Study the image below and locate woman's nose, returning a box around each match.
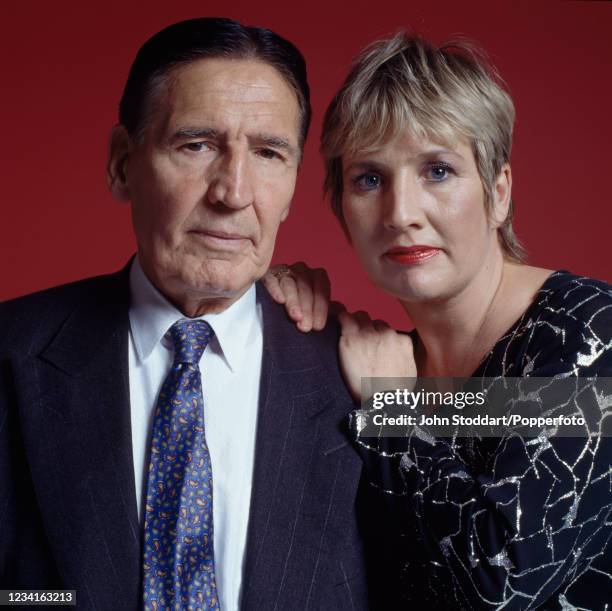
[383,173,426,231]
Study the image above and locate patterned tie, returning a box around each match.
[142,319,220,610]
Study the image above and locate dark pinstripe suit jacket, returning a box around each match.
[0,264,376,609]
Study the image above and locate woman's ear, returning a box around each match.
[107,125,133,202]
[490,163,512,229]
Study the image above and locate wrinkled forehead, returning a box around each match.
[141,57,302,144]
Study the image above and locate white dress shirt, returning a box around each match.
[128,257,262,611]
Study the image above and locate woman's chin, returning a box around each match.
[371,268,457,304]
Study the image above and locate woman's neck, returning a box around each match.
[403,259,554,377]
[403,253,507,377]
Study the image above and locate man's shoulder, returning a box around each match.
[256,282,340,356]
[256,282,354,412]
[0,269,128,356]
[255,281,346,378]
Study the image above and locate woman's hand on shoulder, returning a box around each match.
[262,262,331,332]
[338,309,417,402]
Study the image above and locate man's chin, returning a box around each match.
[144,254,261,314]
[179,268,255,300]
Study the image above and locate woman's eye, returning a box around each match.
[353,173,382,190]
[426,164,453,182]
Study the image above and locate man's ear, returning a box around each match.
[489,163,512,229]
[107,125,133,202]
[280,200,291,222]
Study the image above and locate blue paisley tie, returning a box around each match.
[142,319,220,610]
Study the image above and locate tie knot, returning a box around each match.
[168,319,214,365]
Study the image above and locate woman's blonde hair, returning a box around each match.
[321,32,526,262]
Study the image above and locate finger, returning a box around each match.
[290,261,309,274]
[372,319,390,332]
[338,310,360,336]
[312,269,331,331]
[294,274,315,332]
[400,333,415,354]
[261,270,286,304]
[351,310,373,330]
[280,275,303,322]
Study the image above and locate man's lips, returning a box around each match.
[189,229,250,250]
[384,245,441,264]
[191,229,248,240]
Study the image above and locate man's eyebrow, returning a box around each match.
[170,127,218,142]
[250,133,298,156]
[168,128,299,157]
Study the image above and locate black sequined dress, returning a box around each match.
[356,271,612,610]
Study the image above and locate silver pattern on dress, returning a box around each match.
[354,273,612,609]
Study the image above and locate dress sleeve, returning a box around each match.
[386,421,611,609]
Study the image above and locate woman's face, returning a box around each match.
[341,131,506,305]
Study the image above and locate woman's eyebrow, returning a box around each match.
[417,147,465,159]
[345,147,465,169]
[345,160,386,173]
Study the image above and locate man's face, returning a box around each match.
[120,57,301,313]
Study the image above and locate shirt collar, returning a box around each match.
[128,256,258,371]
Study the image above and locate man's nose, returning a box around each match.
[383,171,426,231]
[206,149,254,210]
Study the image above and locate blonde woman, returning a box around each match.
[264,34,612,609]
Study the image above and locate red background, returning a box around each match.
[2,1,611,327]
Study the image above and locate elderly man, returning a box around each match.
[0,18,370,610]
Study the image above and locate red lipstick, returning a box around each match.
[384,245,440,264]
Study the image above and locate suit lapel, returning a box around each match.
[241,285,362,609]
[12,267,141,609]
[11,270,360,608]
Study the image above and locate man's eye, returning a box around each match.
[258,148,281,160]
[353,173,382,190]
[182,142,211,153]
[425,163,454,182]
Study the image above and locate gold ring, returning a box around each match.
[271,265,294,280]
